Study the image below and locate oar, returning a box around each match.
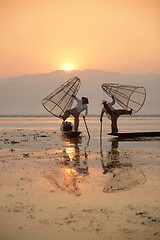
[83,116,90,139]
[100,120,102,148]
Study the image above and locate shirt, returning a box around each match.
[100,99,115,120]
[74,96,88,117]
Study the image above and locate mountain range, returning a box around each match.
[0,70,159,115]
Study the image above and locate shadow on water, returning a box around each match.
[100,137,146,193]
[44,133,146,196]
[44,136,90,196]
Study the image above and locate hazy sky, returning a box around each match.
[1,0,160,78]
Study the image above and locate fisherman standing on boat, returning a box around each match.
[61,95,89,132]
[100,95,132,134]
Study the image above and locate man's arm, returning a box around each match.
[72,94,79,102]
[110,95,115,106]
[83,106,88,118]
[100,109,104,122]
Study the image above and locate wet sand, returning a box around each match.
[0,126,160,240]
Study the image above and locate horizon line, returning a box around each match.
[1,69,160,80]
[0,114,160,118]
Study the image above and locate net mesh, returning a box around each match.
[42,77,81,118]
[102,83,146,113]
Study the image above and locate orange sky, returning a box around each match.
[0,0,160,78]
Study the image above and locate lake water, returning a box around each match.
[0,116,160,240]
[0,115,160,151]
[0,115,160,132]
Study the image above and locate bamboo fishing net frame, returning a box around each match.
[102,83,146,113]
[42,77,81,118]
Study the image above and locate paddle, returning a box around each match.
[100,119,102,148]
[83,116,90,139]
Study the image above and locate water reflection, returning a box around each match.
[101,138,146,193]
[44,137,88,196]
[101,139,131,174]
[44,135,146,195]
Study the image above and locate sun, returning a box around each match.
[63,65,73,71]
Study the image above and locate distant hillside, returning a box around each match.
[0,70,159,115]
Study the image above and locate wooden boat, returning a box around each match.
[62,131,82,138]
[60,121,81,138]
[108,132,160,138]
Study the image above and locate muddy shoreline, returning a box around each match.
[0,127,160,240]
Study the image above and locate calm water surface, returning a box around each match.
[0,116,160,195]
[0,116,160,150]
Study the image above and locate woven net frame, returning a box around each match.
[102,83,146,113]
[42,77,81,118]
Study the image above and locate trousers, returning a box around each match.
[111,109,130,133]
[62,108,80,131]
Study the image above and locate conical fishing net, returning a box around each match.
[42,77,81,118]
[102,83,146,113]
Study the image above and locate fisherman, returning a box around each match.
[60,95,89,132]
[100,95,132,134]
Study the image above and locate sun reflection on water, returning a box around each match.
[65,147,75,161]
[65,168,78,175]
